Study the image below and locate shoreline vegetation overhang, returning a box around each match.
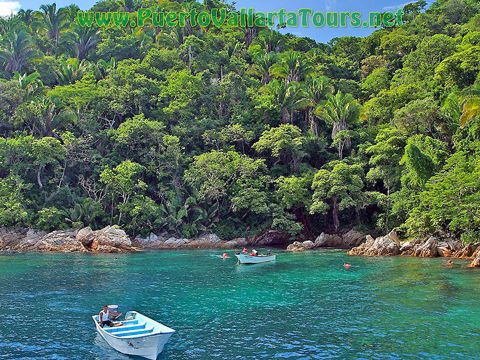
[76,8,404,29]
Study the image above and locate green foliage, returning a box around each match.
[311,162,367,231]
[366,127,406,191]
[0,176,30,227]
[361,67,390,98]
[0,0,478,243]
[406,150,480,242]
[36,207,68,231]
[184,150,266,205]
[275,175,312,210]
[253,124,305,170]
[158,69,203,122]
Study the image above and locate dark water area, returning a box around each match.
[1,250,479,359]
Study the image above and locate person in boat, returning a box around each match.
[99,305,123,327]
[109,306,123,320]
[250,249,258,256]
[242,247,248,254]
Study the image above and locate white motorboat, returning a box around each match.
[92,311,174,359]
[235,253,276,264]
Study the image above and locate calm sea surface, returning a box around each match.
[1,250,480,359]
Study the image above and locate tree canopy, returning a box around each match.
[0,0,479,242]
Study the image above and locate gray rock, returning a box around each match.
[399,238,423,255]
[76,227,94,247]
[85,226,135,253]
[287,240,315,252]
[165,237,179,246]
[196,233,221,244]
[251,230,290,246]
[0,228,46,251]
[314,230,366,249]
[314,233,343,247]
[349,230,400,257]
[413,237,439,257]
[224,238,248,248]
[133,232,168,248]
[33,230,86,252]
[341,229,367,248]
[287,241,305,252]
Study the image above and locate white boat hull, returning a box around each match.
[235,254,276,264]
[97,327,172,359]
[93,311,174,360]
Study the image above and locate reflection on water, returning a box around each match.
[0,251,479,359]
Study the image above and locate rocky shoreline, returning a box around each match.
[0,226,251,253]
[286,229,480,268]
[1,226,479,268]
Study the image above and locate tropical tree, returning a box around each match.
[302,76,333,135]
[253,124,305,172]
[100,160,145,225]
[251,51,276,84]
[0,29,35,73]
[255,80,308,124]
[270,50,312,84]
[316,91,360,159]
[55,58,90,85]
[35,3,69,53]
[310,161,366,231]
[184,151,269,223]
[71,26,101,60]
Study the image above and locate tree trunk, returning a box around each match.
[281,108,290,123]
[188,45,193,70]
[332,196,340,231]
[308,110,318,136]
[338,141,344,160]
[37,165,44,189]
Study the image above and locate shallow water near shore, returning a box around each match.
[1,250,480,359]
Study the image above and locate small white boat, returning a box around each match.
[235,253,276,264]
[92,311,174,360]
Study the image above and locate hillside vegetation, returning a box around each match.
[0,0,479,242]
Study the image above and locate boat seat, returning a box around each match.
[114,327,154,337]
[104,322,146,333]
[120,319,139,326]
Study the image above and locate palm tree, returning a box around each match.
[16,9,36,28]
[257,30,282,53]
[316,91,360,159]
[251,52,276,84]
[55,58,90,85]
[270,50,312,84]
[0,16,21,36]
[302,77,333,135]
[71,26,100,60]
[0,29,35,73]
[36,3,68,53]
[33,97,75,137]
[270,80,308,123]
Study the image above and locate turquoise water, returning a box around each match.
[1,250,480,359]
